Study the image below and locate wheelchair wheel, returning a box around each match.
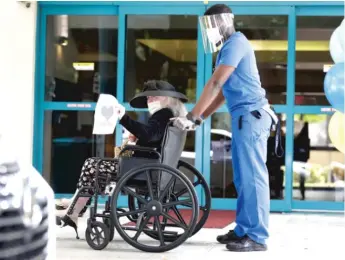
[85,221,110,250]
[144,160,211,242]
[176,160,211,237]
[111,163,199,253]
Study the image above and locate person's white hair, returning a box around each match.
[161,96,188,117]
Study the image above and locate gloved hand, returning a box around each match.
[171,117,197,130]
[115,103,126,119]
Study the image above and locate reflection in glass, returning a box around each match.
[267,113,286,199]
[123,111,195,166]
[43,111,115,194]
[295,16,344,105]
[212,16,288,105]
[124,15,198,102]
[290,114,344,201]
[210,113,285,199]
[45,15,118,102]
[210,113,233,198]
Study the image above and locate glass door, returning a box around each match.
[202,5,293,212]
[291,6,344,211]
[116,4,206,205]
[34,3,127,203]
[35,2,207,207]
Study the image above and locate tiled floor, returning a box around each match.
[56,211,345,260]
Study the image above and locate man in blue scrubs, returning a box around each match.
[173,4,281,252]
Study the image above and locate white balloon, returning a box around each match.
[330,20,345,63]
[338,19,344,48]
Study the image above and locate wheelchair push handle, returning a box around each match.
[119,145,161,159]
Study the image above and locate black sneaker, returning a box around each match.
[216,230,241,244]
[226,236,267,252]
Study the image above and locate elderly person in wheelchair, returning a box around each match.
[55,80,211,252]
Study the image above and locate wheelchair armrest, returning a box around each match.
[96,157,118,163]
[119,145,161,159]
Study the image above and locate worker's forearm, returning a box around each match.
[191,80,222,117]
[202,91,225,119]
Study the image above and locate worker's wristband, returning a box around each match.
[186,112,203,126]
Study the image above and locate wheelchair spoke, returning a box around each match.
[171,178,177,192]
[91,227,104,245]
[158,176,176,202]
[145,170,154,200]
[175,180,199,198]
[174,188,188,198]
[161,212,188,230]
[192,180,201,186]
[92,236,102,245]
[94,227,102,237]
[122,186,148,205]
[184,202,193,208]
[172,206,187,227]
[154,216,165,246]
[162,199,192,208]
[117,208,147,218]
[162,208,169,229]
[132,215,150,241]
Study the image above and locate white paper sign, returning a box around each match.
[92,94,119,135]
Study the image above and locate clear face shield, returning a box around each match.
[199,13,235,53]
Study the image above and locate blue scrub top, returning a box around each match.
[215,32,269,118]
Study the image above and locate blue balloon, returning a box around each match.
[324,62,344,113]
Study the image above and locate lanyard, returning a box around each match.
[262,105,284,158]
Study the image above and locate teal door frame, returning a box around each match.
[202,5,294,212]
[32,2,130,205]
[115,4,207,206]
[33,2,119,176]
[291,5,344,212]
[33,1,207,207]
[34,1,344,212]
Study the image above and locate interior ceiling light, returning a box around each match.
[73,62,95,71]
[136,39,330,62]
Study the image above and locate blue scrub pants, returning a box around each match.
[231,108,272,245]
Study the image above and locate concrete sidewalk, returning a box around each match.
[56,211,345,260]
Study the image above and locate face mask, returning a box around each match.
[206,28,224,52]
[147,101,162,114]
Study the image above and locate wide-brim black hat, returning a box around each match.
[129,80,189,108]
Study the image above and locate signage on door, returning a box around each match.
[66,103,92,108]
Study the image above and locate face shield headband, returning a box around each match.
[199,13,235,53]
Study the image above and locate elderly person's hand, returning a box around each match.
[128,133,137,143]
[115,103,126,119]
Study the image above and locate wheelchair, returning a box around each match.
[69,123,211,253]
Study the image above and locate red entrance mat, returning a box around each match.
[124,209,236,229]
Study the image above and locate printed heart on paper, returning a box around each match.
[101,106,114,120]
